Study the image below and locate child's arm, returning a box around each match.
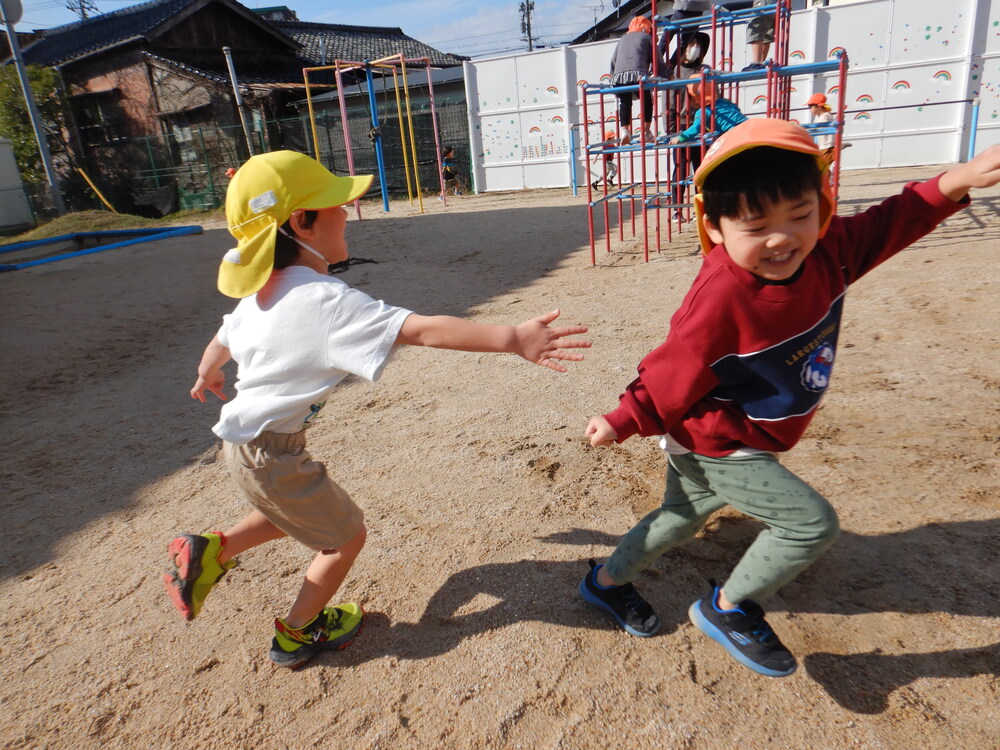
[395,309,590,372]
[671,106,707,144]
[191,334,231,402]
[938,144,1000,201]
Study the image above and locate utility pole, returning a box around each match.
[64,0,98,21]
[519,1,535,52]
[222,47,256,158]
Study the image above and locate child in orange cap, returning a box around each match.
[164,150,590,669]
[610,15,663,145]
[591,130,619,191]
[669,74,747,146]
[579,119,1000,677]
[806,92,837,163]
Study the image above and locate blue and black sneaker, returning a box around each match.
[578,559,661,637]
[688,579,796,677]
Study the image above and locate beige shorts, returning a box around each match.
[222,431,364,551]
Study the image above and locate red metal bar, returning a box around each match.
[333,62,362,220]
[582,86,596,265]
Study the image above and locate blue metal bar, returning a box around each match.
[0,226,203,271]
[968,98,980,161]
[0,227,175,255]
[364,64,390,213]
[569,126,578,197]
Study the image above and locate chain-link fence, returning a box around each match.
[65,95,470,218]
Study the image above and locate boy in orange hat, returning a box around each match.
[579,119,1000,677]
[164,150,590,669]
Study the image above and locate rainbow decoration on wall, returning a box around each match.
[547,86,559,95]
[854,112,871,120]
[828,46,846,58]
[892,80,911,90]
[790,50,806,61]
[577,79,588,88]
[550,115,564,124]
[933,70,951,81]
[856,94,874,104]
[828,85,840,96]
[753,95,768,105]
[528,126,541,134]
[721,57,733,68]
[600,74,612,84]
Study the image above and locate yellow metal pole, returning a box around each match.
[77,168,117,213]
[400,59,423,213]
[388,66,415,204]
[303,69,321,160]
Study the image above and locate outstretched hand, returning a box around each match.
[939,144,1000,201]
[513,309,591,372]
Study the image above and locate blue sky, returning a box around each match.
[19,0,617,58]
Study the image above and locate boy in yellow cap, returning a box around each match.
[164,150,591,669]
[579,119,1000,676]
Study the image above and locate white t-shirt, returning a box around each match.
[213,265,412,443]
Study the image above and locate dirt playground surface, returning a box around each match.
[1,165,998,749]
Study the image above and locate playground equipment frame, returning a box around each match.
[301,55,448,217]
[582,1,848,265]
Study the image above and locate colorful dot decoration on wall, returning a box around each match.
[521,141,569,160]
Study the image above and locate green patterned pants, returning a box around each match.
[605,450,840,603]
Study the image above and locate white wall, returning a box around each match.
[0,139,33,231]
[464,0,999,191]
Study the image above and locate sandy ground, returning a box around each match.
[1,165,998,749]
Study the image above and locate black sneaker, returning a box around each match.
[688,580,796,677]
[578,559,661,637]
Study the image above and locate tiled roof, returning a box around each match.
[21,0,204,67]
[273,21,466,68]
[19,0,465,73]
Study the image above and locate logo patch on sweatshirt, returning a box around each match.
[801,342,835,392]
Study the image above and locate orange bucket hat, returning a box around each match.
[628,16,652,34]
[692,118,835,255]
[806,92,828,106]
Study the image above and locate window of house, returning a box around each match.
[72,90,128,146]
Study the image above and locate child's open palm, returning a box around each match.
[513,309,591,371]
